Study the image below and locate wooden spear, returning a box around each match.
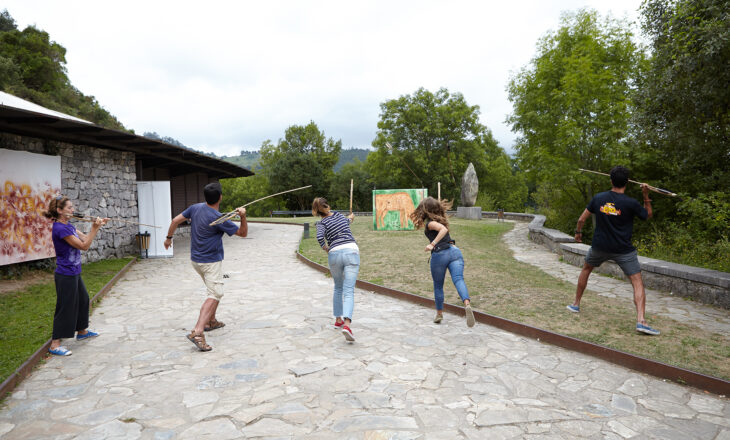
[349,179,353,214]
[385,142,425,188]
[209,185,313,226]
[578,169,677,197]
[72,213,160,228]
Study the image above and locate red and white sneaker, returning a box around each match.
[333,320,344,330]
[341,325,355,342]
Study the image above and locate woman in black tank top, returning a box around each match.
[409,197,475,327]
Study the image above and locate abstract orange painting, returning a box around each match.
[0,149,61,265]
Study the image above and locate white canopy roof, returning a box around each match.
[0,91,92,124]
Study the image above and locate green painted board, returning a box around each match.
[372,189,427,231]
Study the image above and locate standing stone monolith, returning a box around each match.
[460,163,478,206]
[457,163,481,220]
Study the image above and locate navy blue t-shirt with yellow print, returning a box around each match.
[587,191,648,254]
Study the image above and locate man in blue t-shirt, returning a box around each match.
[164,182,247,351]
[567,166,660,335]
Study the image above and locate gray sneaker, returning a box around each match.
[433,314,443,324]
[465,305,475,328]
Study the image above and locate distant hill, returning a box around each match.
[222,151,262,170]
[335,148,371,171]
[221,148,371,172]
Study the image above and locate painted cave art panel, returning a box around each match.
[0,149,61,265]
[372,189,427,231]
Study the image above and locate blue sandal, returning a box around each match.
[77,330,99,341]
[49,346,72,356]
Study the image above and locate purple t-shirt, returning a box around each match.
[52,222,82,275]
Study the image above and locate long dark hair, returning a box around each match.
[409,197,452,230]
[43,196,69,221]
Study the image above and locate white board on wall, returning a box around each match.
[136,181,172,258]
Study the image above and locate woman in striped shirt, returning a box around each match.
[313,197,359,342]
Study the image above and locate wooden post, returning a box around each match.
[349,179,354,214]
[437,182,441,201]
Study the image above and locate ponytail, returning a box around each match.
[43,196,69,220]
[311,197,331,217]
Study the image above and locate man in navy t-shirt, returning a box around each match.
[567,166,660,335]
[164,182,247,351]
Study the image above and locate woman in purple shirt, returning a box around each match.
[43,196,108,356]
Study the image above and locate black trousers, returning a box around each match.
[52,273,90,340]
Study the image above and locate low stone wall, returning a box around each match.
[2,133,138,264]
[482,211,730,309]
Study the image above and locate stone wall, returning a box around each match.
[1,132,138,264]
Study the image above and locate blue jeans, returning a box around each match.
[328,248,360,320]
[430,245,470,310]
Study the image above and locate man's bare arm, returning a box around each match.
[164,214,189,249]
[575,209,591,243]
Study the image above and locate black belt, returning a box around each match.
[431,240,455,253]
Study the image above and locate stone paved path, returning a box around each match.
[1,223,728,439]
[504,221,730,336]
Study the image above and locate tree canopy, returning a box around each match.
[258,122,342,210]
[368,87,526,210]
[0,9,126,130]
[507,9,642,231]
[633,0,730,196]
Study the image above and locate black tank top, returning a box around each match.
[424,219,452,246]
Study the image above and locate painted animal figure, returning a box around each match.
[375,192,416,229]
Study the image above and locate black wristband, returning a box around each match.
[166,236,173,239]
[575,230,582,234]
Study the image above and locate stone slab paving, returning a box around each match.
[1,222,728,439]
[504,221,730,336]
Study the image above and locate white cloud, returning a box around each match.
[3,0,642,156]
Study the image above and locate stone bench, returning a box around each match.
[481,211,730,309]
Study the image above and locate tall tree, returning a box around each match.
[0,25,68,92]
[633,0,730,196]
[329,159,373,212]
[368,87,525,208]
[259,122,342,210]
[0,9,17,32]
[0,11,126,130]
[507,9,642,231]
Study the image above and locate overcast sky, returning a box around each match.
[4,1,643,156]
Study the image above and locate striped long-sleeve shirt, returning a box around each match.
[316,212,356,250]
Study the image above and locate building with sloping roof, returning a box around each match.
[0,91,253,265]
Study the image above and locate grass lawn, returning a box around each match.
[0,257,133,385]
[253,215,730,381]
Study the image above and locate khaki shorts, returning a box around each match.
[191,261,224,300]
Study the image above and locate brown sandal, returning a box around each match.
[187,331,212,351]
[204,319,226,332]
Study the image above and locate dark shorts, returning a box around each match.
[585,248,641,276]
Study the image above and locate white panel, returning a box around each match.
[136,181,173,258]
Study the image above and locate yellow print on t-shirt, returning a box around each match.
[599,202,621,216]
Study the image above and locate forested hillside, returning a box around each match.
[0,10,126,130]
[221,148,370,172]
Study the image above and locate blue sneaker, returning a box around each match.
[636,323,660,335]
[566,304,580,313]
[76,330,99,341]
[49,346,72,356]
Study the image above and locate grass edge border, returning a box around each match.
[0,257,137,400]
[283,220,730,396]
